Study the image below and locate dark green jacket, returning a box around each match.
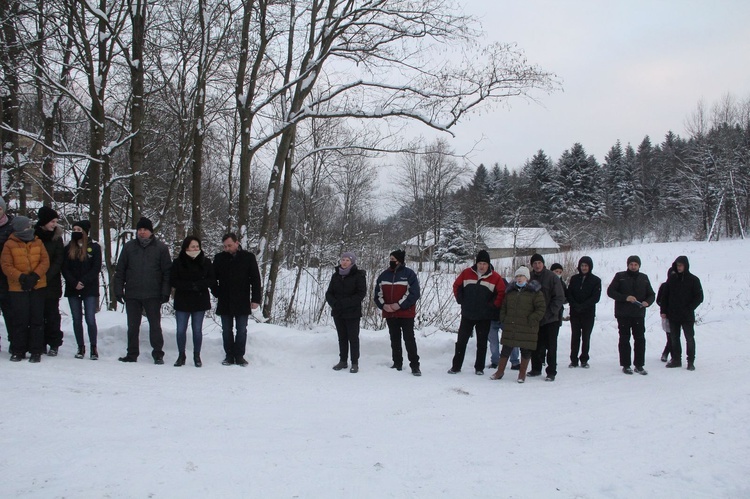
[499,281,546,350]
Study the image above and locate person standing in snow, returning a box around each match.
[62,221,102,360]
[114,217,172,364]
[170,236,215,368]
[1,216,50,362]
[487,276,521,372]
[607,255,655,375]
[659,255,704,371]
[0,196,15,352]
[373,249,422,376]
[566,256,602,368]
[326,251,367,374]
[34,206,65,356]
[527,254,564,382]
[655,269,674,363]
[448,250,505,375]
[212,233,262,367]
[490,266,545,383]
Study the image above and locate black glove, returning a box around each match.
[18,274,29,290]
[27,273,40,287]
[161,294,170,304]
[116,294,125,304]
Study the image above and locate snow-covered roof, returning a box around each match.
[481,227,559,250]
[403,231,436,247]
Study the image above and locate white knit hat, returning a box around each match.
[515,266,530,279]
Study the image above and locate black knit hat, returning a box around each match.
[37,206,59,226]
[550,263,563,272]
[627,255,641,266]
[136,217,154,233]
[476,250,491,264]
[390,249,406,264]
[73,220,91,234]
[530,253,544,264]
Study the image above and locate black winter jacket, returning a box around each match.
[607,270,655,318]
[62,241,102,297]
[170,252,216,312]
[114,236,172,300]
[326,265,367,319]
[35,225,65,299]
[659,256,703,323]
[567,257,602,317]
[212,249,262,316]
[530,267,564,326]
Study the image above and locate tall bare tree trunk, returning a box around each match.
[129,0,146,226]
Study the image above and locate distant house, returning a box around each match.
[403,227,559,262]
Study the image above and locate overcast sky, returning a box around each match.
[437,0,750,171]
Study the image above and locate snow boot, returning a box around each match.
[490,357,509,380]
[517,358,530,383]
[174,353,186,367]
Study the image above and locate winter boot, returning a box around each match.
[174,352,186,367]
[90,347,98,360]
[687,360,695,371]
[75,345,85,359]
[48,347,58,357]
[332,361,348,371]
[490,357,509,380]
[194,353,202,368]
[350,364,359,373]
[666,360,682,368]
[517,358,530,383]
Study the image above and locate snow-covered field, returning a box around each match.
[1,239,749,498]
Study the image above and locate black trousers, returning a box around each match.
[43,297,64,349]
[451,318,490,372]
[532,322,560,377]
[669,320,696,363]
[333,316,360,363]
[125,298,164,360]
[386,317,420,369]
[570,312,595,365]
[8,289,46,355]
[0,292,11,351]
[617,317,646,368]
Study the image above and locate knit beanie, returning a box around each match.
[12,215,32,233]
[515,266,530,279]
[341,252,356,265]
[475,250,491,264]
[389,249,406,264]
[37,206,59,226]
[627,255,641,266]
[136,217,154,233]
[530,253,544,264]
[73,220,92,234]
[550,263,563,272]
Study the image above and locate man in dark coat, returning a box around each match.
[448,250,506,375]
[0,196,14,352]
[566,256,602,368]
[34,206,65,355]
[528,254,564,382]
[607,255,656,375]
[326,252,367,373]
[373,249,422,376]
[114,217,172,364]
[212,233,262,366]
[660,255,704,370]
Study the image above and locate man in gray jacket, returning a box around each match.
[527,254,565,381]
[114,217,172,364]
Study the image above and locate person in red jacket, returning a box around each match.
[448,250,506,375]
[374,249,422,376]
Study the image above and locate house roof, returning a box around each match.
[481,227,559,250]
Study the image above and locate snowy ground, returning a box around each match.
[1,239,749,498]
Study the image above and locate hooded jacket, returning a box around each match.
[607,266,656,318]
[373,263,420,319]
[659,256,704,323]
[499,280,546,350]
[566,256,602,317]
[35,225,65,299]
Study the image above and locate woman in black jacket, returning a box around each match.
[170,236,216,367]
[325,252,367,373]
[61,221,101,360]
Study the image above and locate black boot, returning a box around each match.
[90,346,99,360]
[75,345,85,359]
[194,353,202,368]
[174,353,186,367]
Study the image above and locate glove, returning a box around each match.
[116,294,125,304]
[161,294,170,304]
[18,274,29,290]
[27,273,41,288]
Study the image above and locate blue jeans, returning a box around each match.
[489,320,520,366]
[220,314,248,359]
[68,296,98,347]
[175,310,205,354]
